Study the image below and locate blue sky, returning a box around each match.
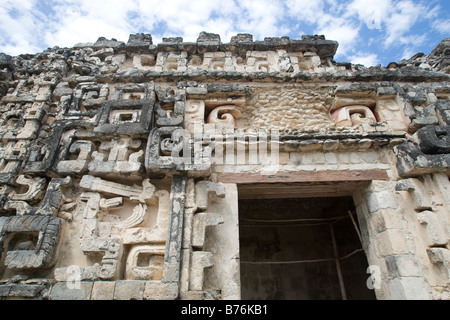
[0,0,449,67]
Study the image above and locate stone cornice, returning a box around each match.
[90,32,339,61]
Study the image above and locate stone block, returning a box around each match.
[366,190,398,213]
[91,281,115,300]
[385,255,421,277]
[126,33,153,47]
[427,247,450,265]
[417,210,448,246]
[192,212,224,249]
[313,152,325,164]
[324,152,338,164]
[370,210,403,233]
[8,284,46,298]
[50,282,93,300]
[388,277,432,300]
[194,181,226,211]
[186,87,208,96]
[113,280,145,300]
[190,251,214,291]
[144,281,178,300]
[376,229,409,256]
[0,285,13,297]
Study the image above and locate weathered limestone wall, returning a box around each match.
[0,32,449,300]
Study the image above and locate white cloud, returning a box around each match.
[345,0,392,30]
[348,52,380,66]
[47,17,131,47]
[424,4,441,19]
[433,19,450,34]
[285,0,325,24]
[315,15,360,57]
[0,0,35,11]
[235,0,287,39]
[44,0,134,46]
[343,0,444,59]
[134,0,242,42]
[0,0,46,55]
[384,0,429,47]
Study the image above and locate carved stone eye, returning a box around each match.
[110,110,140,123]
[331,105,377,127]
[126,245,165,280]
[5,117,19,128]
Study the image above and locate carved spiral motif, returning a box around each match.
[185,100,202,113]
[160,129,185,156]
[206,105,243,127]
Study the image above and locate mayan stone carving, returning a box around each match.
[0,31,449,300]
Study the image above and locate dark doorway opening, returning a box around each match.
[239,196,376,300]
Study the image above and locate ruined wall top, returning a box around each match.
[81,32,338,60]
[0,32,449,90]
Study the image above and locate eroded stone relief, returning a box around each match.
[0,31,449,300]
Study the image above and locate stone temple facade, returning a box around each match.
[0,32,449,300]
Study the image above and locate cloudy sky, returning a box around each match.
[0,0,449,67]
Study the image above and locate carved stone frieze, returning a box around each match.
[331,105,378,127]
[206,105,243,127]
[0,215,64,269]
[94,99,154,136]
[88,137,144,177]
[0,31,449,300]
[145,126,211,176]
